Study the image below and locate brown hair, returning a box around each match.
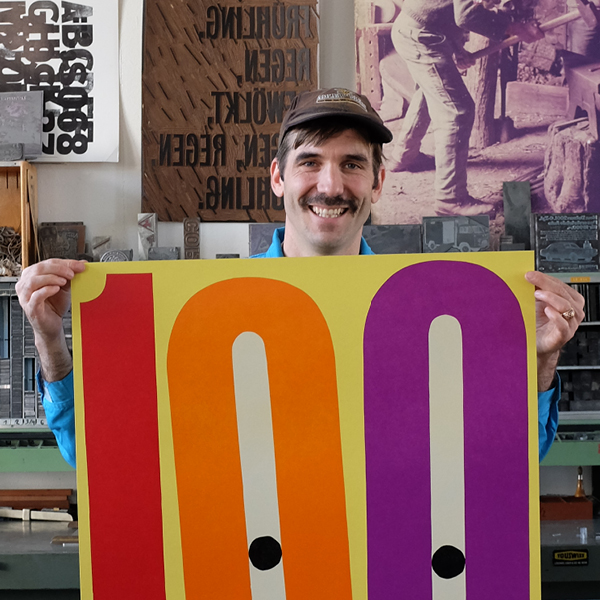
[276,118,384,189]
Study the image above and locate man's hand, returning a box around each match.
[455,49,477,71]
[506,20,544,44]
[16,259,86,382]
[525,271,584,391]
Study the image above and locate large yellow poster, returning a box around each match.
[72,252,539,600]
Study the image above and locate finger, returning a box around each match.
[535,289,585,323]
[544,303,579,341]
[22,258,85,281]
[39,258,86,277]
[538,304,579,356]
[526,271,585,308]
[65,259,87,272]
[18,273,69,299]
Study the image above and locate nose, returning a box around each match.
[316,162,344,197]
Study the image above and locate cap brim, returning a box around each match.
[284,109,393,144]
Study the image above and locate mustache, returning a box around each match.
[300,194,359,214]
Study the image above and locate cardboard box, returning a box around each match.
[0,161,38,269]
[540,495,594,521]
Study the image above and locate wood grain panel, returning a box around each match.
[142,1,320,222]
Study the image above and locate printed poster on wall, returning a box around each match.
[0,0,119,162]
[142,1,319,223]
[355,0,600,234]
[71,252,541,600]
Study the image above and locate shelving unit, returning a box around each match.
[541,273,600,466]
[0,165,69,472]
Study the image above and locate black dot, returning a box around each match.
[431,545,465,579]
[249,536,282,571]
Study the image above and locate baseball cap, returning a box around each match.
[279,88,393,145]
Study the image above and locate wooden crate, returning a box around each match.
[0,488,71,510]
[0,161,38,270]
[540,495,594,521]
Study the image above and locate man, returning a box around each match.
[566,0,600,60]
[389,0,544,215]
[16,87,583,468]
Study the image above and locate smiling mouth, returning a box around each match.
[310,206,348,218]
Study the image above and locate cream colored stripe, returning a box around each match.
[233,332,287,600]
[429,316,466,600]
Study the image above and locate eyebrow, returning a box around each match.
[294,151,370,164]
[344,153,370,164]
[295,151,320,163]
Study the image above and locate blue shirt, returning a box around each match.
[40,226,559,467]
[253,227,376,257]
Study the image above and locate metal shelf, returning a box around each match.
[558,411,600,423]
[0,447,74,472]
[542,439,600,466]
[557,365,600,370]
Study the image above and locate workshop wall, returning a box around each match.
[21,0,580,496]
[34,0,356,260]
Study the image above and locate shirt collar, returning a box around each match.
[258,227,374,257]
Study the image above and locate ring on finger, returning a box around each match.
[561,307,575,320]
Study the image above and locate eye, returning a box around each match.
[297,159,318,169]
[345,161,362,170]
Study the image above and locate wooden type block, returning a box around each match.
[503,182,531,250]
[183,218,200,259]
[249,223,279,256]
[423,216,489,253]
[148,247,180,260]
[138,213,157,260]
[532,213,600,273]
[39,222,85,260]
[363,225,422,254]
[0,91,43,158]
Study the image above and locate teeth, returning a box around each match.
[312,206,345,218]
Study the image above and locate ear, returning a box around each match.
[270,158,285,197]
[371,165,385,205]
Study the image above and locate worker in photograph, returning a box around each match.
[389,0,544,215]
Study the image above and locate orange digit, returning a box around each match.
[168,278,352,599]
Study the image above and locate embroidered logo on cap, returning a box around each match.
[316,89,367,112]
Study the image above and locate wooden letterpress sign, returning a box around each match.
[142,1,319,223]
[73,252,541,600]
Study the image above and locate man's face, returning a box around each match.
[270,129,385,257]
